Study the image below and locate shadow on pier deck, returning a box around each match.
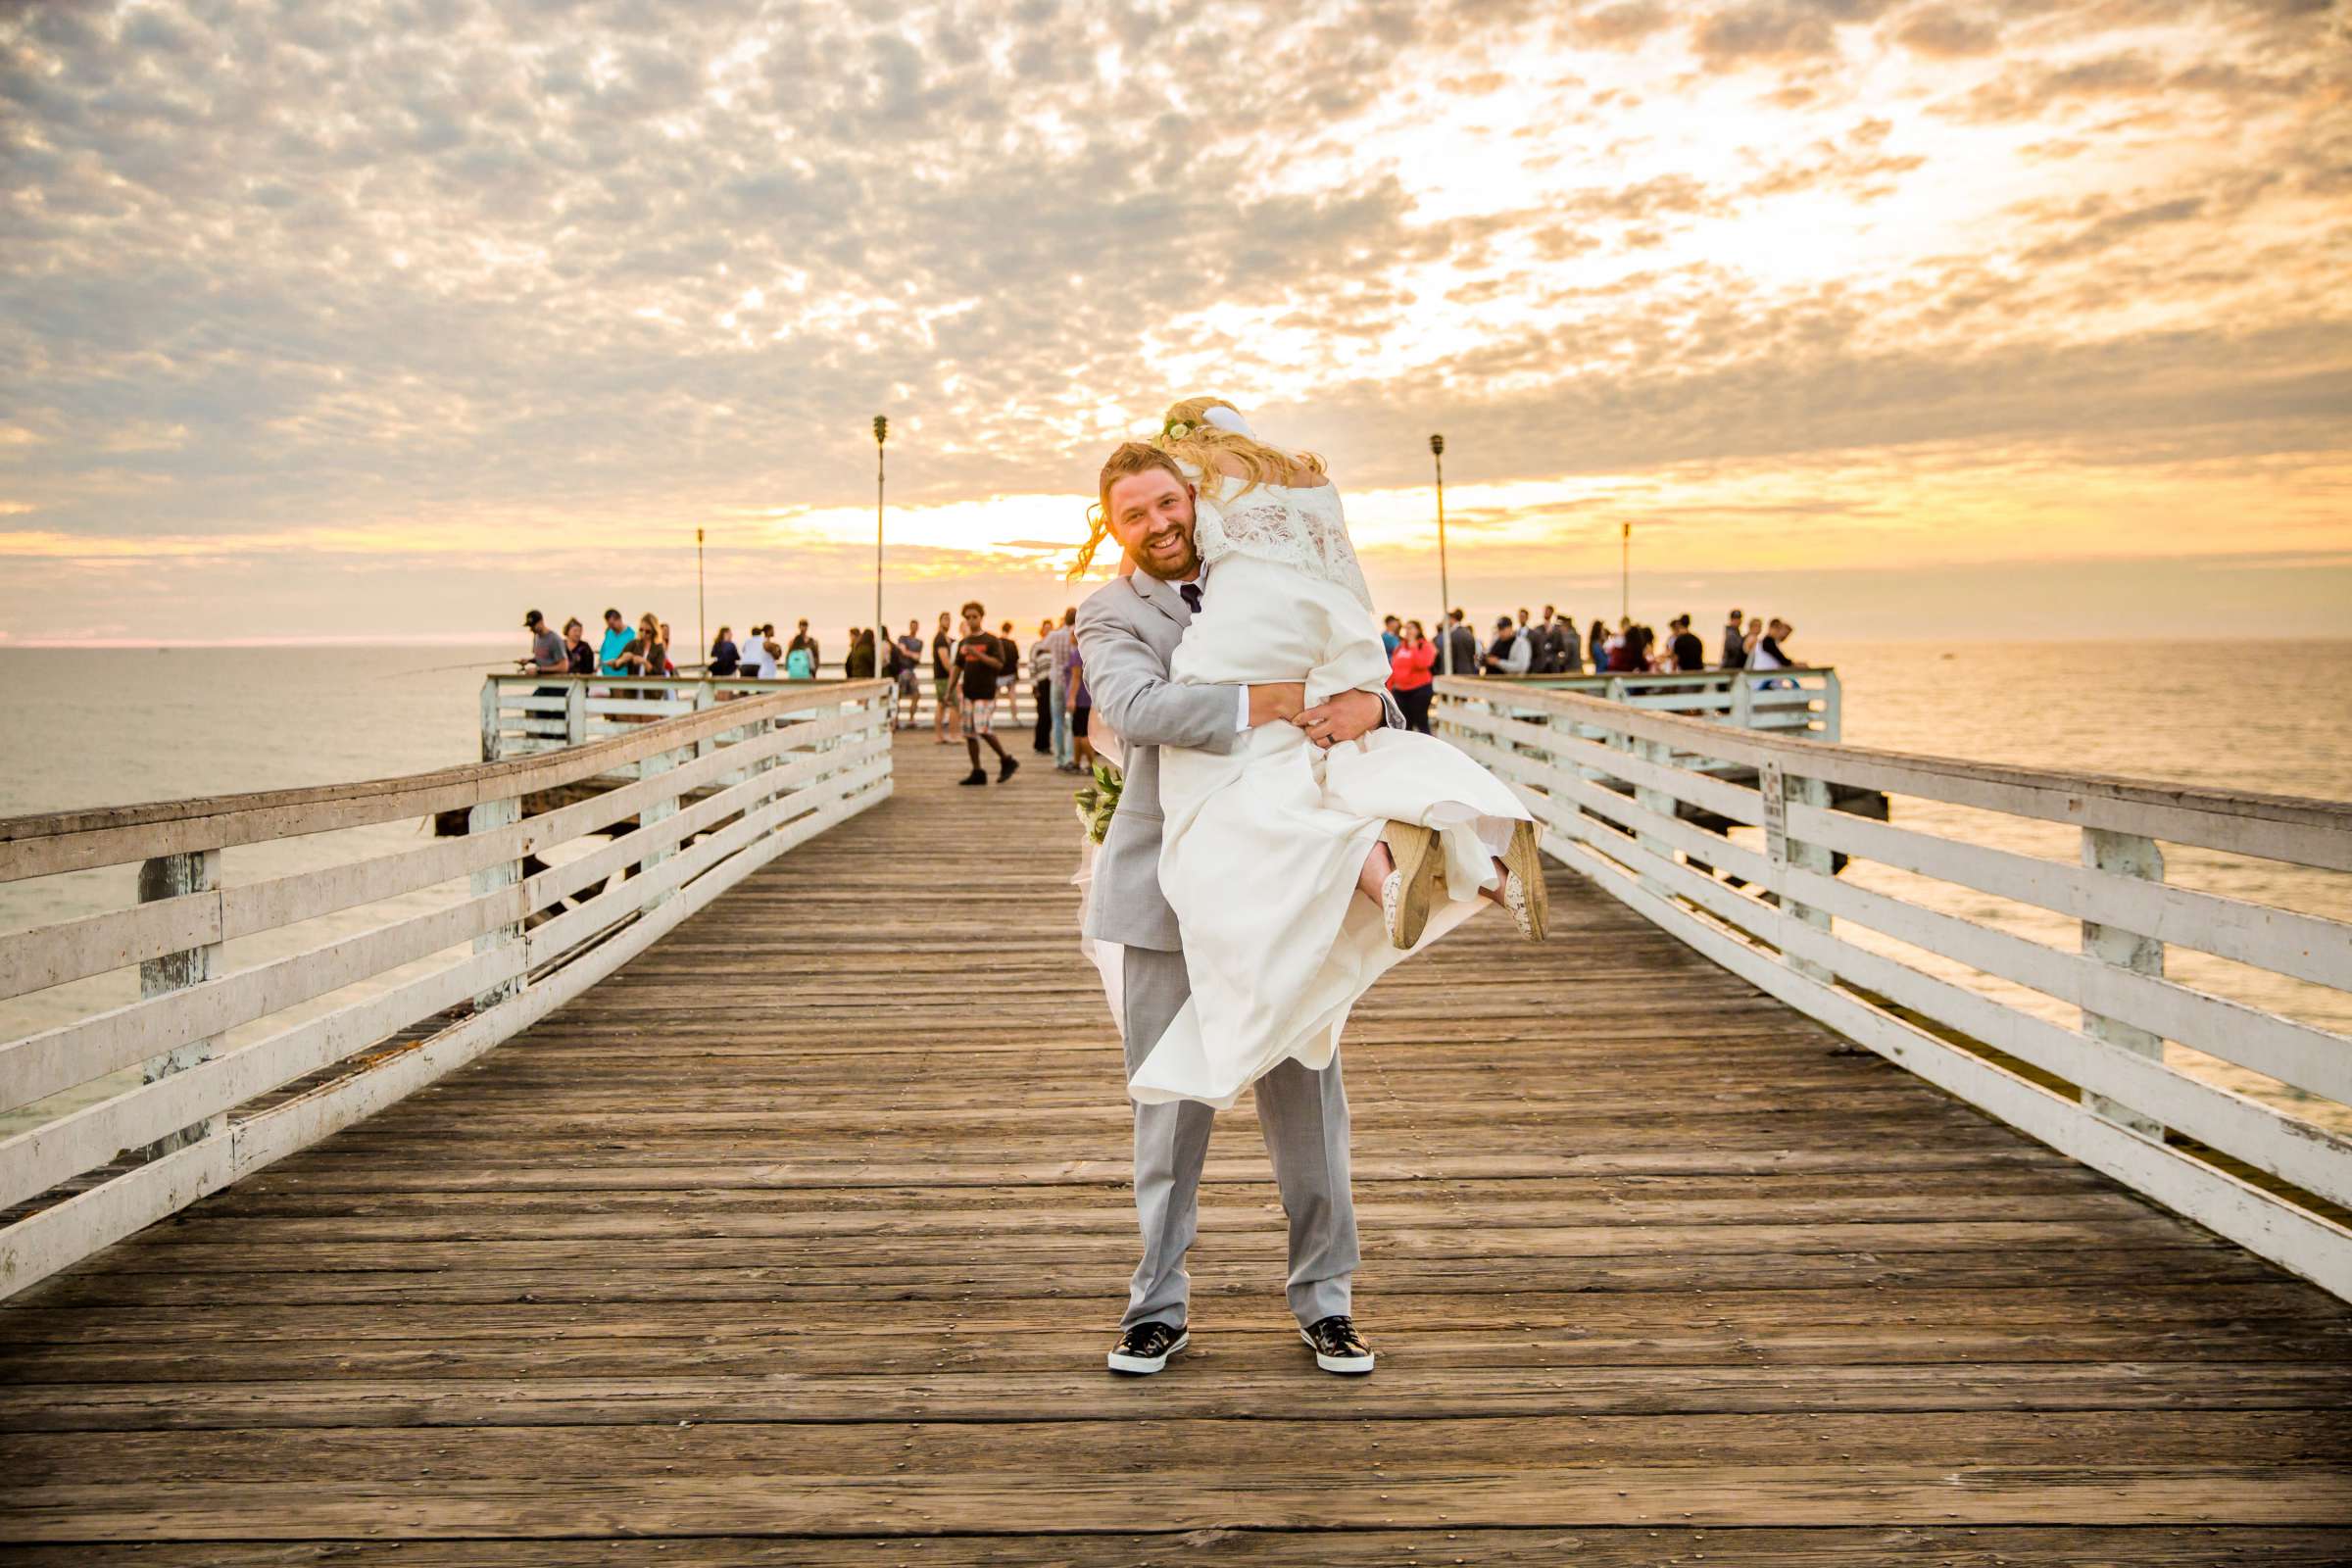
[4,735,2349,1563]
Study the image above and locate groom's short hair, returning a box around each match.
[1099,441,1185,505]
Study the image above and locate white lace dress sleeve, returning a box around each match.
[1176,477,1389,703]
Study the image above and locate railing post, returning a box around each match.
[1630,737,1676,897]
[693,683,713,761]
[1817,670,1841,743]
[1730,673,1753,731]
[468,796,524,1010]
[1762,761,1835,981]
[566,681,588,748]
[2081,828,2166,1139]
[479,678,502,762]
[134,849,224,1159]
[640,745,681,908]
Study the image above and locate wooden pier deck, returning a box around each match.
[4,734,2349,1563]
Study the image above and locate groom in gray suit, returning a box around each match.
[1076,441,1397,1378]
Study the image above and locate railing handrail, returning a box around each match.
[1434,675,2352,865]
[1477,665,1836,682]
[487,671,866,688]
[0,680,893,882]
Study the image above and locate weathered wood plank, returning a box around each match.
[8,1529,2351,1568]
[5,1463,2351,1541]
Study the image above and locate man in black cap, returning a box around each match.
[520,610,568,722]
[519,611,565,675]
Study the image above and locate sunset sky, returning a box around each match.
[2,0,2347,645]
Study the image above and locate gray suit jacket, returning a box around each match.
[1074,568,1403,954]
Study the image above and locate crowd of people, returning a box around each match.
[1374,606,1800,733]
[521,600,1802,758]
[516,607,685,678]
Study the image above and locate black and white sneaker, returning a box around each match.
[957,767,988,786]
[1106,1319,1189,1375]
[998,756,1020,783]
[1300,1314,1375,1375]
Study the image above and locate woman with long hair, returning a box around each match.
[1076,397,1544,1110]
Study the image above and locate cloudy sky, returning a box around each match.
[2,0,2347,646]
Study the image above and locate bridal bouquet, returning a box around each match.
[1073,760,1124,845]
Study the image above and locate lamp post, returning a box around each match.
[873,415,889,681]
[1620,520,1631,623]
[696,528,706,677]
[1431,433,1449,676]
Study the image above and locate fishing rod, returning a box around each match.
[385,658,522,678]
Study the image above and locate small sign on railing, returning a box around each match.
[1761,758,1788,864]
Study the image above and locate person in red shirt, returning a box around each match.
[1388,617,1439,733]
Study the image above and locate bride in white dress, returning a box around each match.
[1122,397,1547,1109]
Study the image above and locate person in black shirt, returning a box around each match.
[1442,609,1480,678]
[953,600,1018,785]
[1670,614,1705,672]
[708,626,740,678]
[845,628,877,679]
[563,617,597,675]
[1551,612,1583,674]
[1720,609,1746,669]
[931,611,959,744]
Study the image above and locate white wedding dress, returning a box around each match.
[1125,472,1534,1108]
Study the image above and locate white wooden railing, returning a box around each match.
[1435,675,2352,1300]
[485,672,1028,760]
[1481,665,1840,740]
[0,681,894,1298]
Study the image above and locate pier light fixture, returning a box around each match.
[1430,433,1449,676]
[874,415,889,677]
[1621,520,1630,622]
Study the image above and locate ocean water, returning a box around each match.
[1,640,2347,1137]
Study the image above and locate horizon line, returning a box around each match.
[8,632,2352,652]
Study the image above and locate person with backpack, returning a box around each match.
[786,620,818,680]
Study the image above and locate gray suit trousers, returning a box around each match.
[1119,945,1359,1331]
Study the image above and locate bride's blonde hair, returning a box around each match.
[1153,396,1325,500]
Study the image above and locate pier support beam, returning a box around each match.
[2082,827,2167,1139]
[135,850,223,1160]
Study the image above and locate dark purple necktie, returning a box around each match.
[1179,582,1202,614]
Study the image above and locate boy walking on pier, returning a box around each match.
[954,602,1018,787]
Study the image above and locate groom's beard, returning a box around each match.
[1127,520,1200,581]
